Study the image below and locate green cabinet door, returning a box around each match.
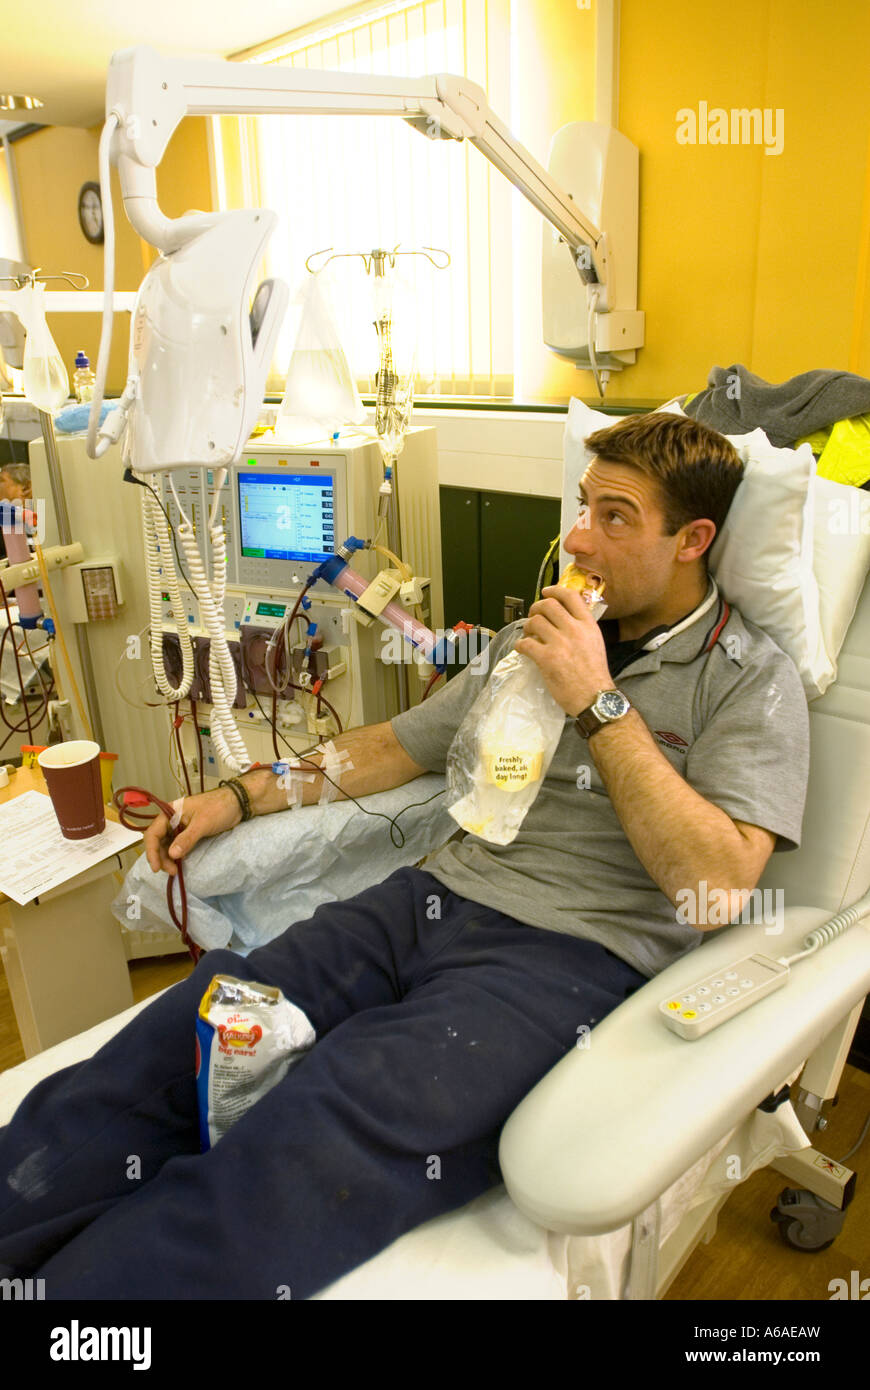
[439,486,480,630]
[439,486,561,677]
[479,491,561,633]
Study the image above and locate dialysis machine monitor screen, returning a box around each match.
[237,471,336,563]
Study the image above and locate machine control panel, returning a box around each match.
[160,453,350,591]
[241,596,295,631]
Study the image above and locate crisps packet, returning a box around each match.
[195,975,316,1150]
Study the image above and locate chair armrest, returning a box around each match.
[499,906,870,1235]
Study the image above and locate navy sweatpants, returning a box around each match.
[0,867,645,1300]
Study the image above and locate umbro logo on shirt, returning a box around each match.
[655,730,689,751]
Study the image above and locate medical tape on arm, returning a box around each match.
[276,762,315,809]
[315,741,355,806]
[170,797,185,830]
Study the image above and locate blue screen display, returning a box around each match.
[237,472,336,563]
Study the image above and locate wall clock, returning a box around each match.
[78,181,104,244]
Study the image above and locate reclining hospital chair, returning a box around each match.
[1,413,869,1300]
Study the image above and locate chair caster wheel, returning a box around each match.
[769,1186,843,1251]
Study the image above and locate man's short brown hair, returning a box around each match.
[583,412,743,552]
[0,464,32,495]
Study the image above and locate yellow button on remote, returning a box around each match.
[666,1001,681,1011]
[682,1009,698,1019]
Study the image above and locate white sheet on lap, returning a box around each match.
[110,774,453,951]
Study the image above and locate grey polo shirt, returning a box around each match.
[390,584,810,979]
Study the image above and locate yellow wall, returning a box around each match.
[0,145,24,261]
[512,0,597,401]
[11,117,213,392]
[11,0,870,406]
[516,0,870,404]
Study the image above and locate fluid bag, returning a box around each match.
[0,285,69,412]
[445,567,606,846]
[277,272,366,441]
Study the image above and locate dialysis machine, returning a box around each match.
[27,424,443,801]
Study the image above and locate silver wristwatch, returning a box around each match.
[574,688,631,739]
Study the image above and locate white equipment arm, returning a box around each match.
[96,45,634,779]
[105,46,609,287]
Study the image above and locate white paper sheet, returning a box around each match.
[0,789,142,905]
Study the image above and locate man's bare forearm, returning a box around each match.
[238,721,427,815]
[586,710,763,915]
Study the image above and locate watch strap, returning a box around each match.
[574,689,630,739]
[574,705,605,738]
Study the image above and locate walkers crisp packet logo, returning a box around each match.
[217,1023,263,1048]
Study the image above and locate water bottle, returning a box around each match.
[73,350,96,404]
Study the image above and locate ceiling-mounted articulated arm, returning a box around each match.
[105,45,607,284]
[413,74,607,288]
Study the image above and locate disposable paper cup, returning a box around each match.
[37,740,106,839]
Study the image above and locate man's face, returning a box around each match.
[563,458,689,621]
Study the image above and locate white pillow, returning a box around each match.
[813,475,870,662]
[562,398,870,699]
[708,431,830,694]
[647,402,870,682]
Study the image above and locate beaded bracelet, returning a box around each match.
[218,777,253,822]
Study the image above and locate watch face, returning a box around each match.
[596,690,629,720]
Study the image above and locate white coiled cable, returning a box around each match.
[781,889,870,966]
[142,481,195,700]
[169,471,250,776]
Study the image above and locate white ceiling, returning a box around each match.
[0,0,345,128]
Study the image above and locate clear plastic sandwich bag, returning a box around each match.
[446,649,566,845]
[445,568,607,846]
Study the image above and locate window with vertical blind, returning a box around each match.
[214,0,513,400]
